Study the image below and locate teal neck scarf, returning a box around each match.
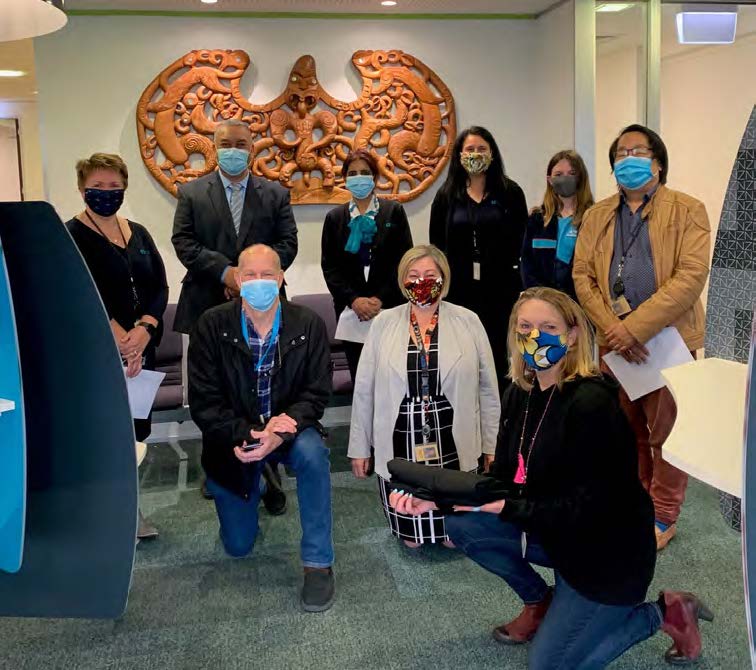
[345,196,379,254]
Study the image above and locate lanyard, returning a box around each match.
[410,308,439,399]
[241,305,281,372]
[465,197,483,261]
[613,202,648,296]
[85,211,140,312]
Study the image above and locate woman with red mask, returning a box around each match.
[348,245,500,548]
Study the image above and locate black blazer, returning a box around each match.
[320,199,413,316]
[171,172,298,333]
[520,209,577,300]
[187,299,331,499]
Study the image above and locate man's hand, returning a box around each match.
[223,266,240,299]
[351,457,371,479]
[233,427,283,463]
[388,489,438,515]
[619,342,649,365]
[605,322,640,353]
[266,413,297,436]
[352,297,379,321]
[482,454,495,473]
[454,499,506,514]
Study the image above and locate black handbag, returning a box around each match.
[387,458,511,507]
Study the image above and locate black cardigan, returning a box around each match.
[320,199,413,316]
[187,299,332,499]
[492,375,656,606]
[520,209,577,299]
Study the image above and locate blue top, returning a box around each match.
[520,210,578,299]
[240,306,281,422]
[218,171,249,207]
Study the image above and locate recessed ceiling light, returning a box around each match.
[0,70,26,78]
[596,3,634,12]
[381,1,398,6]
[676,8,738,45]
[201,0,218,4]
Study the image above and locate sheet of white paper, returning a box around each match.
[602,327,694,401]
[334,307,377,344]
[124,368,166,419]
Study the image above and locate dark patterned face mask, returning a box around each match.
[404,276,444,307]
[84,188,125,217]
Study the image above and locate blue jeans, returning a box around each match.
[446,513,662,670]
[206,427,334,568]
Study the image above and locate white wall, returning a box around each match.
[660,32,756,243]
[0,101,45,201]
[33,14,575,301]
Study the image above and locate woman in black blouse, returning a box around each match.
[390,287,712,668]
[67,153,168,539]
[429,126,527,392]
[321,148,413,380]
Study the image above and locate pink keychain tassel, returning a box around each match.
[514,453,527,484]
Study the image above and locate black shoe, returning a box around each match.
[262,463,287,516]
[201,479,214,501]
[301,568,335,613]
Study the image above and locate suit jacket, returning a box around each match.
[320,199,413,316]
[348,301,501,479]
[172,171,298,333]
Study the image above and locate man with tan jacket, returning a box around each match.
[573,124,710,551]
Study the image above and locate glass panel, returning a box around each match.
[595,1,649,199]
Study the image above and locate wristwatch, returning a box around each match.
[135,320,157,337]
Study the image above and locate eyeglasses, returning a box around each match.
[615,146,652,159]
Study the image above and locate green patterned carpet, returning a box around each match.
[0,427,748,669]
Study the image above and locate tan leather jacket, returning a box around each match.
[573,184,711,350]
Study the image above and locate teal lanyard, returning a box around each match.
[240,305,281,372]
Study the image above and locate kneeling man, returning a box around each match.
[188,243,334,612]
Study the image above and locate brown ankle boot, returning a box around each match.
[493,588,553,645]
[660,590,714,665]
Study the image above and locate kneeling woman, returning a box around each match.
[350,245,500,548]
[390,287,711,668]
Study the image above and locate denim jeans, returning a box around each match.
[206,427,334,568]
[446,513,662,670]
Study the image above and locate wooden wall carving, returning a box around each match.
[136,49,456,204]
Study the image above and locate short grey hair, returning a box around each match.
[213,118,252,143]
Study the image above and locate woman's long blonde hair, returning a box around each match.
[541,150,594,229]
[508,287,599,391]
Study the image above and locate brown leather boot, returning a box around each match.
[660,590,714,665]
[493,588,553,645]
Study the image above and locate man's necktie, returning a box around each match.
[229,182,243,236]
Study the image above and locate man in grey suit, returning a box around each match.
[172,119,298,334]
[172,119,297,510]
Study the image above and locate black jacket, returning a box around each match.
[187,299,331,499]
[321,199,413,316]
[493,375,656,606]
[520,209,577,299]
[172,172,298,333]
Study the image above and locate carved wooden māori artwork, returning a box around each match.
[136,49,456,204]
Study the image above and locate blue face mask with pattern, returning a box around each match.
[217,148,250,176]
[84,188,125,217]
[613,156,655,190]
[516,329,569,370]
[240,279,279,312]
[345,175,375,200]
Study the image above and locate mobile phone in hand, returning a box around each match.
[241,440,261,452]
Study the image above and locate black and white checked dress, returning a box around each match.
[378,324,461,543]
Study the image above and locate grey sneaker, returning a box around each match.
[301,568,335,613]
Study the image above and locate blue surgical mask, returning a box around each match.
[240,279,279,312]
[613,156,655,190]
[345,175,375,200]
[217,148,250,176]
[516,329,569,370]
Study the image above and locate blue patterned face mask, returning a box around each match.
[84,188,124,217]
[516,328,569,370]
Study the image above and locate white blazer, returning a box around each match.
[348,300,501,479]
